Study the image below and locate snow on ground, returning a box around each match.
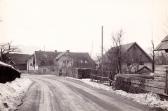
[0,77,32,111]
[79,78,168,110]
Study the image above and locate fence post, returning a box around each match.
[165,67,168,94]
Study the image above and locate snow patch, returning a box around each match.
[0,77,32,111]
[79,78,168,110]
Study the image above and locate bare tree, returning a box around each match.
[0,42,19,64]
[106,30,123,74]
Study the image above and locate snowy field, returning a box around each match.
[0,77,32,111]
[78,78,168,110]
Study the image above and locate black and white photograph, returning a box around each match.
[0,0,168,111]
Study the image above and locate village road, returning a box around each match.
[17,74,151,111]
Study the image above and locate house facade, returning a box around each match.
[102,42,152,74]
[27,50,60,74]
[27,50,96,77]
[55,50,96,78]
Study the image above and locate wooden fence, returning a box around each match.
[114,66,168,96]
[90,70,116,86]
[90,66,168,97]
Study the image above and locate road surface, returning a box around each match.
[17,74,152,111]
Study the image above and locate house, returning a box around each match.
[55,50,96,78]
[102,42,153,74]
[155,35,168,65]
[27,50,61,74]
[9,53,30,71]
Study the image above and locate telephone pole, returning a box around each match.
[101,26,104,78]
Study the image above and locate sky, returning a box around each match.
[0,0,168,59]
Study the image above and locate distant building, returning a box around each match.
[27,50,96,77]
[9,53,30,71]
[27,50,60,74]
[56,50,96,78]
[102,42,152,74]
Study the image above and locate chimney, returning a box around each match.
[66,50,70,53]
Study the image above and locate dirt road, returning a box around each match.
[17,75,151,111]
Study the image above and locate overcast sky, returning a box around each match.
[0,0,168,58]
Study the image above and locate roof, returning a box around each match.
[56,51,96,68]
[116,42,135,53]
[104,42,135,59]
[9,53,30,65]
[106,42,135,55]
[155,35,168,51]
[136,66,152,74]
[35,51,61,66]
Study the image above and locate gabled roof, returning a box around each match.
[35,51,61,66]
[136,66,152,74]
[105,42,136,59]
[155,35,168,51]
[56,51,96,68]
[9,53,30,65]
[109,42,135,54]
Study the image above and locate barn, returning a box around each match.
[102,42,152,74]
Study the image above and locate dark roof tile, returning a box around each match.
[35,51,61,66]
[9,53,30,65]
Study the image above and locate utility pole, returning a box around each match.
[101,26,104,80]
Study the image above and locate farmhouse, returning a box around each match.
[102,42,152,74]
[27,50,61,74]
[56,50,96,78]
[9,53,30,71]
[27,50,96,77]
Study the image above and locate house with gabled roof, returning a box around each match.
[9,53,30,71]
[55,50,96,78]
[27,50,96,77]
[102,42,152,74]
[27,50,61,74]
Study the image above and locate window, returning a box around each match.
[85,60,88,64]
[80,60,83,63]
